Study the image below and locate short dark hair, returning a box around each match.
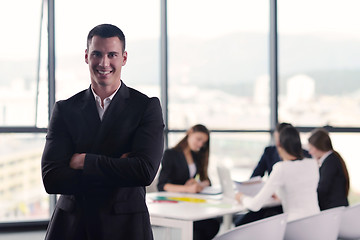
[87,24,126,52]
[279,125,303,159]
[276,122,292,133]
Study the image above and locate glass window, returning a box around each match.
[278,0,360,127]
[167,0,270,130]
[0,134,48,222]
[0,0,48,127]
[55,0,160,101]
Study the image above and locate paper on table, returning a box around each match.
[234,176,264,197]
[200,185,222,195]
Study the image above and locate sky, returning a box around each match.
[2,0,360,61]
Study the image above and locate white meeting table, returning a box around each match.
[147,191,245,240]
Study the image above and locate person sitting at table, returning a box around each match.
[235,125,320,222]
[251,122,312,178]
[308,128,350,210]
[157,124,220,240]
[234,122,311,226]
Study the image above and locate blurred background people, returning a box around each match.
[236,125,320,222]
[251,122,311,178]
[308,128,350,210]
[157,124,219,240]
[235,122,311,226]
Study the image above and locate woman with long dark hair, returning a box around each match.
[157,124,211,193]
[308,128,350,210]
[236,125,320,222]
[157,124,219,240]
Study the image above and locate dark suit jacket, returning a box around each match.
[41,82,164,240]
[317,152,349,210]
[251,146,312,178]
[157,149,209,191]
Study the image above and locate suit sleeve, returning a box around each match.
[41,101,85,194]
[157,150,175,191]
[83,97,165,188]
[317,155,339,198]
[303,149,312,158]
[251,147,270,178]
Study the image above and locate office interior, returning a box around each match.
[1,0,360,239]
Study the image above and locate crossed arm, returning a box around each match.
[41,98,164,195]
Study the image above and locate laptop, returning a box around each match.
[217,166,236,201]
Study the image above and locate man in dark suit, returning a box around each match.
[41,24,164,240]
[251,123,311,178]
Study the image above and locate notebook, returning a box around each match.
[234,176,264,197]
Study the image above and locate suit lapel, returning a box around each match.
[101,82,130,124]
[81,87,102,135]
[92,82,130,151]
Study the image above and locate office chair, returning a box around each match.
[213,213,287,240]
[284,206,344,240]
[338,203,360,240]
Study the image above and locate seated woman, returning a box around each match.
[308,128,350,210]
[236,125,320,222]
[157,124,220,240]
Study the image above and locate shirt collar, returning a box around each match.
[91,81,121,102]
[318,150,333,167]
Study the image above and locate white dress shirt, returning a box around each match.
[317,150,333,167]
[91,83,121,120]
[188,163,197,178]
[242,158,320,222]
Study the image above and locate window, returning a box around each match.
[0,0,49,223]
[0,134,48,222]
[167,0,270,130]
[0,0,48,127]
[278,0,360,127]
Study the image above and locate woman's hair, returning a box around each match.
[308,128,350,196]
[278,125,303,160]
[173,124,210,181]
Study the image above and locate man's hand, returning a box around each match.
[69,153,86,169]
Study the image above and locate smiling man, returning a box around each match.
[41,24,164,240]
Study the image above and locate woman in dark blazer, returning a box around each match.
[308,128,350,210]
[157,124,219,240]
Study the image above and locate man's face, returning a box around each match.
[85,36,127,91]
